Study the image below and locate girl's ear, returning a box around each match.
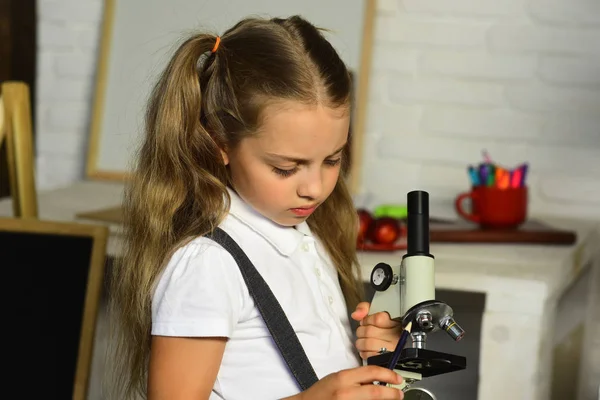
[220,149,229,165]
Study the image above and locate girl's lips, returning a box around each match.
[290,205,317,216]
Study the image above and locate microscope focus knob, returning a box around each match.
[370,262,395,291]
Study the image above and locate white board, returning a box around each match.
[87,0,374,179]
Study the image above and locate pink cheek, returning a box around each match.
[327,168,341,184]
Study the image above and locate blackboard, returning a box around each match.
[0,217,108,400]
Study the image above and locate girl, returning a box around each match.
[109,15,403,400]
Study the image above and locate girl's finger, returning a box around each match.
[339,365,402,386]
[360,312,401,328]
[355,338,396,354]
[356,325,400,341]
[351,384,404,400]
[360,350,383,360]
[351,302,371,321]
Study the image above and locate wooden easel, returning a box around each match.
[0,81,38,218]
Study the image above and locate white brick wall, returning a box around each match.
[360,0,600,220]
[35,0,600,221]
[36,0,102,190]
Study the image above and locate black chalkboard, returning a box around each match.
[0,217,108,400]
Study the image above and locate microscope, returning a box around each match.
[366,191,467,398]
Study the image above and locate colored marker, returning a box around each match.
[486,164,496,187]
[482,149,492,164]
[468,165,480,186]
[496,167,510,189]
[479,164,489,186]
[510,167,522,188]
[520,163,529,187]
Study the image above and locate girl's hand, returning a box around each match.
[351,302,402,360]
[292,365,404,400]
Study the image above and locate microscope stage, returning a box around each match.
[367,348,467,377]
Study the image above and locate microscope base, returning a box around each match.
[367,348,467,377]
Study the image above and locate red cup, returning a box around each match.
[455,186,528,229]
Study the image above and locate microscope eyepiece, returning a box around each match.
[407,190,429,215]
[406,190,432,258]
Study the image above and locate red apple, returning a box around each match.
[369,217,401,245]
[356,208,374,242]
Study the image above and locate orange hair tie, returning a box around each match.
[211,36,221,53]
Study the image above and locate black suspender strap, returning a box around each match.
[207,227,319,391]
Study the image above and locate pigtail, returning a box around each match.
[108,34,230,399]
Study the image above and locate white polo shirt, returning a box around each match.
[152,188,360,399]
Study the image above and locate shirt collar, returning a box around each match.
[226,187,312,256]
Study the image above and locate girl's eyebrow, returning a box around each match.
[265,142,347,164]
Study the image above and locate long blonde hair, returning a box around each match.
[109,15,363,399]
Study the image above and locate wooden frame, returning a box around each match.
[0,217,109,400]
[86,0,377,193]
[0,81,38,217]
[85,0,121,182]
[348,0,376,194]
[0,91,4,145]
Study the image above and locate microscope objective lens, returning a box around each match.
[442,317,465,342]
